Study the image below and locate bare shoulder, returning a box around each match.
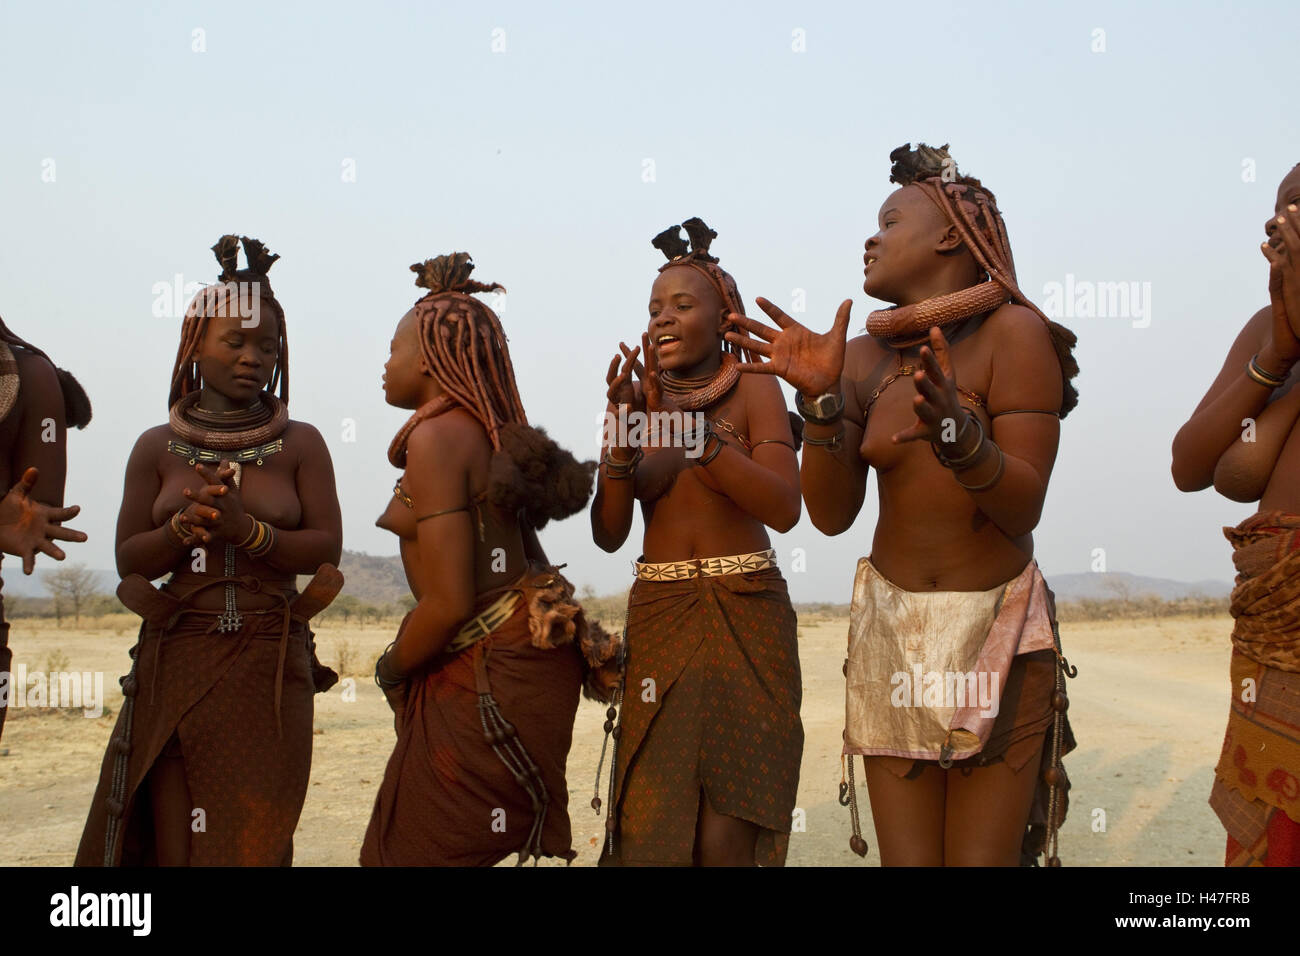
[127,424,174,467]
[12,347,60,405]
[982,303,1055,346]
[406,408,487,463]
[844,332,887,380]
[284,419,327,447]
[737,365,786,405]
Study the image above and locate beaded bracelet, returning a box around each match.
[374,641,406,689]
[246,523,275,558]
[167,510,192,546]
[236,515,261,550]
[603,446,644,479]
[697,432,726,466]
[801,427,845,453]
[931,412,986,470]
[1246,354,1289,389]
[681,418,714,456]
[954,442,1006,492]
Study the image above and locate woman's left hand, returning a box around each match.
[638,332,686,422]
[183,462,251,545]
[891,326,965,445]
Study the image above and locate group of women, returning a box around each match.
[2,142,1297,866]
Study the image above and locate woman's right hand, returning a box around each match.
[0,467,87,574]
[605,342,644,413]
[725,298,853,397]
[1262,207,1300,369]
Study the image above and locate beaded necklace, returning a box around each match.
[659,352,741,411]
[166,391,290,633]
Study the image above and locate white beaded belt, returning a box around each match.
[444,591,521,654]
[633,548,779,582]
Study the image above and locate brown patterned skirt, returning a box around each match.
[360,595,584,867]
[600,567,804,866]
[75,573,338,866]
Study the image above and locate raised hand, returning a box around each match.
[724,297,853,397]
[890,327,966,446]
[1262,205,1300,368]
[638,332,684,419]
[183,462,250,545]
[605,342,644,413]
[0,466,88,574]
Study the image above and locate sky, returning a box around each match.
[1,0,1297,602]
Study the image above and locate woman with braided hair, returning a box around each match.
[77,236,344,866]
[1172,162,1300,866]
[0,317,91,743]
[728,144,1080,866]
[593,218,804,867]
[361,254,604,867]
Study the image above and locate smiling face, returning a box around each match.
[863,185,965,304]
[647,265,727,376]
[1266,165,1300,252]
[382,308,440,409]
[194,288,281,408]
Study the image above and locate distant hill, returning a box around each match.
[2,551,415,609]
[1046,571,1232,601]
[330,550,411,606]
[2,557,1232,612]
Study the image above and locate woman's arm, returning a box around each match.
[1213,378,1300,501]
[592,347,644,552]
[896,310,1061,540]
[262,423,343,573]
[12,350,68,506]
[115,429,191,580]
[799,336,871,536]
[591,400,639,552]
[385,413,479,674]
[687,374,802,532]
[1171,307,1290,492]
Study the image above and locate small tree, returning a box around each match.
[45,563,101,627]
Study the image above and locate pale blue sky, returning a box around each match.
[2,0,1296,600]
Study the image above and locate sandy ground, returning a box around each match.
[0,611,1233,866]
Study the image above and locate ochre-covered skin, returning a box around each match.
[77,240,343,866]
[363,260,591,866]
[725,150,1072,865]
[1173,166,1300,866]
[593,225,804,867]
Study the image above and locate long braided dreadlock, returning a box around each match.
[407,253,595,530]
[874,143,1081,418]
[0,317,92,428]
[168,235,288,409]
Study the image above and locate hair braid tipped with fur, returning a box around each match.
[409,254,595,528]
[410,255,526,449]
[887,143,1080,418]
[0,316,93,428]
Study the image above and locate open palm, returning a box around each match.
[724,297,853,397]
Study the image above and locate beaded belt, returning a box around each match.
[633,548,778,582]
[444,591,521,655]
